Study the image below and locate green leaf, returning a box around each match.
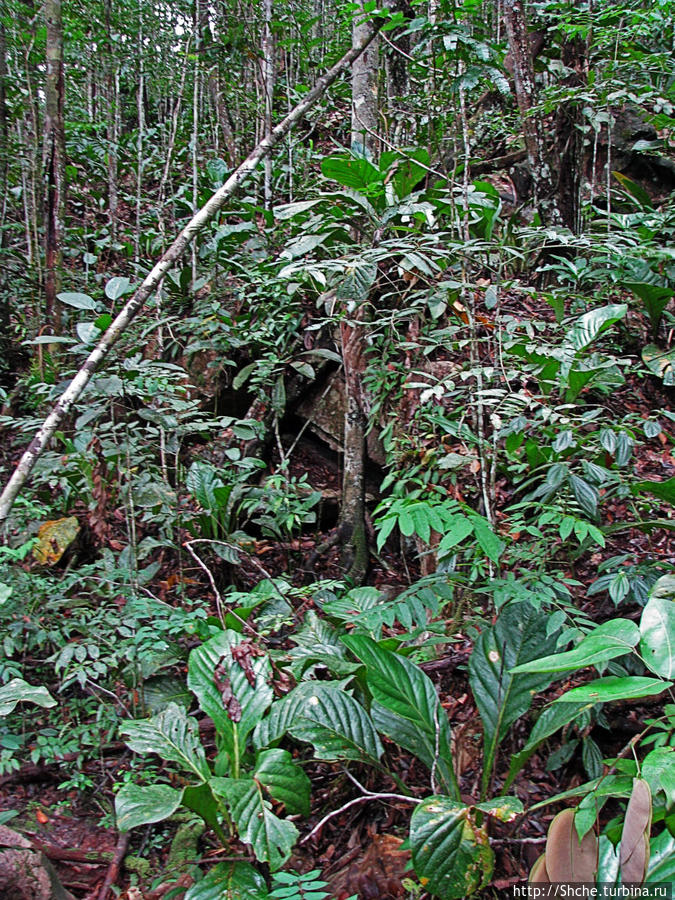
[470,515,504,563]
[474,797,524,822]
[469,602,560,796]
[409,797,494,899]
[211,777,298,870]
[437,515,474,555]
[119,703,210,782]
[613,172,653,209]
[645,827,675,882]
[253,680,347,748]
[57,291,96,310]
[105,276,133,300]
[188,632,273,769]
[76,321,101,344]
[289,685,383,764]
[342,635,457,796]
[566,304,627,352]
[641,345,675,386]
[335,262,377,303]
[642,747,675,806]
[115,783,183,831]
[184,861,268,900]
[511,619,640,674]
[0,678,56,716]
[254,749,311,816]
[553,676,672,704]
[639,590,675,679]
[186,461,229,511]
[321,155,382,192]
[568,474,599,518]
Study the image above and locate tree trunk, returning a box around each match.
[43,0,66,336]
[262,0,275,209]
[502,0,561,224]
[555,36,586,232]
[351,2,379,156]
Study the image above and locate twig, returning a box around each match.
[300,792,420,844]
[97,831,129,900]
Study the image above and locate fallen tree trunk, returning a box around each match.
[0,18,384,529]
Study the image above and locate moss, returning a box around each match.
[166,821,204,871]
[124,855,151,880]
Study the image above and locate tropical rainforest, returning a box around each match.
[0,0,674,897]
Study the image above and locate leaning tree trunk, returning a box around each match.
[43,0,66,337]
[503,0,561,224]
[0,20,385,528]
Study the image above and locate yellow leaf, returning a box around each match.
[33,517,80,565]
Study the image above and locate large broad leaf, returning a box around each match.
[253,680,349,749]
[553,676,672,704]
[641,345,675,386]
[289,685,383,764]
[409,797,493,899]
[632,475,675,504]
[566,304,627,352]
[33,516,80,565]
[469,602,559,795]
[342,634,458,796]
[321,155,382,192]
[185,861,268,900]
[639,587,675,679]
[119,703,210,782]
[335,262,377,303]
[641,747,675,806]
[254,749,310,816]
[188,632,273,769]
[186,461,229,511]
[210,777,297,871]
[115,783,183,831]
[0,678,56,716]
[645,828,675,882]
[511,619,640,674]
[57,291,96,310]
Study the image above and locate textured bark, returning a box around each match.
[337,313,369,584]
[351,3,379,155]
[555,36,587,232]
[43,0,66,336]
[503,0,561,223]
[0,21,384,528]
[262,0,275,208]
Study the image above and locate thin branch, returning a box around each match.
[300,791,420,844]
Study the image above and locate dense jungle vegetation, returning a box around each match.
[0,0,674,897]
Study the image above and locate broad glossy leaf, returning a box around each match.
[642,747,675,806]
[188,632,273,767]
[254,749,310,816]
[474,797,523,822]
[335,262,377,303]
[639,591,675,679]
[343,634,457,795]
[57,291,96,310]
[469,602,559,795]
[567,304,627,351]
[321,156,382,192]
[545,809,598,882]
[253,680,349,748]
[142,675,193,714]
[182,782,222,832]
[115,783,183,831]
[633,475,675,504]
[184,861,268,900]
[645,828,675,882]
[410,797,493,899]
[553,676,672,704]
[470,515,504,563]
[511,619,640,674]
[105,276,132,300]
[569,473,599,517]
[620,778,652,884]
[186,461,228,511]
[211,777,297,870]
[641,345,675,386]
[289,685,383,764]
[120,703,210,781]
[0,678,56,716]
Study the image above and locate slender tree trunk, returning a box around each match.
[0,21,10,368]
[503,0,561,224]
[105,0,119,243]
[134,4,145,265]
[262,0,275,209]
[0,21,385,528]
[351,1,379,155]
[555,35,586,232]
[43,0,66,335]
